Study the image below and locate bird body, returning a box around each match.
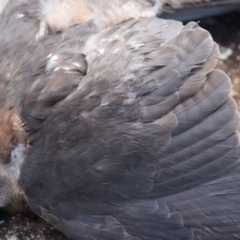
[1,1,240,240]
[2,0,240,36]
[36,0,162,38]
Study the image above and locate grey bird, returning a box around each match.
[1,1,240,240]
[2,0,240,37]
[36,0,240,37]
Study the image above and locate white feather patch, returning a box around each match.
[3,144,26,180]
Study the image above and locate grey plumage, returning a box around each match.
[0,1,240,240]
[2,0,240,28]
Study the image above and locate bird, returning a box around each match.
[36,0,240,38]
[2,0,240,38]
[1,1,240,240]
[4,0,240,38]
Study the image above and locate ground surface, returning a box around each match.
[1,10,240,240]
[0,210,69,240]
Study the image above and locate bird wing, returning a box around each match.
[19,17,240,239]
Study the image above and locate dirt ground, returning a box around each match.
[0,209,69,240]
[1,10,240,240]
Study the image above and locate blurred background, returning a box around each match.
[201,12,240,112]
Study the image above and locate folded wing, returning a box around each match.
[19,18,240,240]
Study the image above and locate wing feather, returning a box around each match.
[17,17,240,240]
